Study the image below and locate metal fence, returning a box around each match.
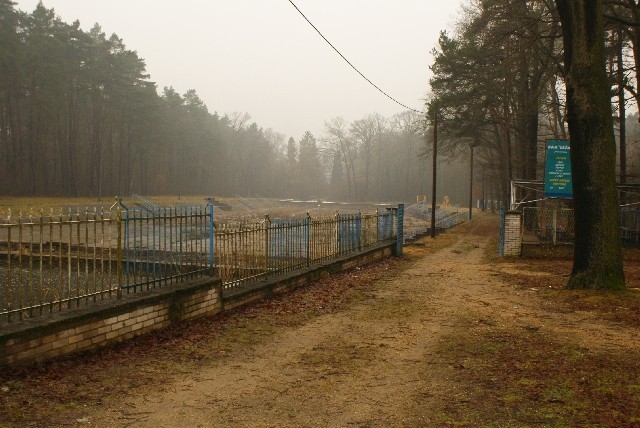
[522,207,575,245]
[120,204,214,293]
[215,209,397,288]
[403,205,469,241]
[436,210,469,229]
[620,206,640,245]
[0,208,120,322]
[1,203,400,323]
[522,205,640,246]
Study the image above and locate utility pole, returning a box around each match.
[431,105,438,238]
[482,165,486,212]
[469,145,474,220]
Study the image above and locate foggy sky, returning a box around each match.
[13,0,463,141]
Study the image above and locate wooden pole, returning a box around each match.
[431,106,438,238]
[469,145,474,220]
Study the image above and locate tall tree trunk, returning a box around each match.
[0,100,9,194]
[550,79,568,140]
[523,105,539,180]
[556,0,625,290]
[91,95,103,199]
[65,83,78,196]
[617,28,627,205]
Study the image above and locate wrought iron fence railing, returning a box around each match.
[435,210,469,229]
[522,207,575,245]
[120,204,214,293]
[620,207,640,245]
[1,203,402,323]
[522,206,640,246]
[0,208,121,322]
[214,210,397,288]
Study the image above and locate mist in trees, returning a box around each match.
[0,2,280,198]
[428,0,563,204]
[428,0,640,207]
[428,0,639,289]
[0,1,473,204]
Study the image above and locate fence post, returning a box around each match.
[356,211,362,251]
[499,205,505,256]
[116,199,123,299]
[335,212,340,256]
[394,203,404,256]
[264,214,271,277]
[306,212,311,267]
[208,202,215,276]
[503,210,522,256]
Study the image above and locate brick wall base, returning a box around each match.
[1,242,395,367]
[222,243,394,311]
[0,277,222,366]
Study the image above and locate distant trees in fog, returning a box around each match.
[0,1,453,202]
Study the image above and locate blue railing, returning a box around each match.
[435,210,469,229]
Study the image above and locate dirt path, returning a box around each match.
[5,214,639,427]
[73,220,487,426]
[84,217,561,426]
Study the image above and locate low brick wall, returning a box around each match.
[0,277,222,366]
[1,242,396,367]
[222,242,395,311]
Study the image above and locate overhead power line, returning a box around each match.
[287,0,423,114]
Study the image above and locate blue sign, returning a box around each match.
[544,140,573,198]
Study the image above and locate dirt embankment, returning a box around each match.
[2,213,639,427]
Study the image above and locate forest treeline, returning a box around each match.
[429,0,640,204]
[8,1,639,206]
[0,1,458,202]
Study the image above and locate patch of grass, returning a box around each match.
[451,242,478,255]
[490,255,640,327]
[426,326,640,427]
[521,244,574,259]
[404,234,458,260]
[296,336,376,375]
[537,288,640,327]
[359,295,416,321]
[406,212,498,260]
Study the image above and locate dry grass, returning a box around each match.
[0,196,398,222]
[428,324,640,427]
[0,196,229,218]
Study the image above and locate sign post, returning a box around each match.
[544,140,573,198]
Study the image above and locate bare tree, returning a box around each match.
[323,117,358,199]
[350,113,386,200]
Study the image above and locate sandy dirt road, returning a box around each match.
[62,216,640,427]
